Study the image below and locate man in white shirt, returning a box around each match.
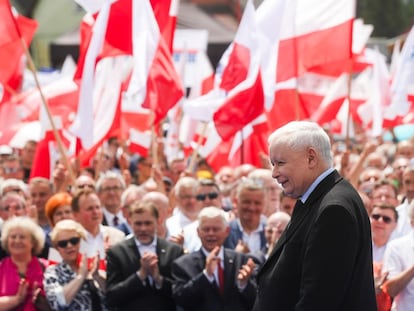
[383,200,414,311]
[72,189,124,260]
[391,166,414,240]
[166,176,201,252]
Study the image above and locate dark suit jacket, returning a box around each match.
[106,237,184,311]
[253,170,377,311]
[223,219,266,251]
[172,248,256,311]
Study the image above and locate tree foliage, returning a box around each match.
[357,0,414,37]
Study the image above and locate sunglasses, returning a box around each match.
[56,237,81,248]
[371,214,393,224]
[78,184,95,190]
[196,192,219,201]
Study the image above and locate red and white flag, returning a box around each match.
[355,48,390,136]
[275,0,355,82]
[385,25,414,121]
[126,0,183,125]
[0,0,37,101]
[183,0,264,141]
[128,128,151,157]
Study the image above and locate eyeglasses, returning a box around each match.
[3,167,21,174]
[56,237,81,248]
[101,186,122,192]
[78,184,95,190]
[196,192,219,201]
[371,214,393,224]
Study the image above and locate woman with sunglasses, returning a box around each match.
[43,220,106,310]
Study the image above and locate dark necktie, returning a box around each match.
[218,263,224,295]
[113,216,119,226]
[292,199,304,217]
[285,199,304,231]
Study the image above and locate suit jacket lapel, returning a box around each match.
[126,237,141,264]
[156,238,168,266]
[223,249,235,294]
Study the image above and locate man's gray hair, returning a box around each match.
[268,121,333,167]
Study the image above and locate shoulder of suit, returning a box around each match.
[157,237,184,253]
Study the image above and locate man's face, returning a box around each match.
[75,193,103,232]
[138,157,153,181]
[370,207,397,241]
[177,186,198,219]
[29,182,52,214]
[169,160,186,183]
[269,143,313,199]
[402,171,414,202]
[0,196,26,220]
[131,210,157,245]
[236,188,265,228]
[98,178,123,212]
[280,196,296,216]
[2,159,23,180]
[52,205,74,226]
[21,142,37,165]
[371,185,398,207]
[197,216,229,252]
[196,185,221,208]
[265,215,290,244]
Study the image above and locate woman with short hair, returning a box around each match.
[0,216,48,310]
[43,219,106,310]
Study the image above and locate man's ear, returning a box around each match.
[307,148,318,168]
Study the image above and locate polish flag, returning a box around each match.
[128,128,151,157]
[355,48,390,136]
[29,102,72,180]
[0,77,79,146]
[227,114,269,168]
[310,73,349,125]
[196,115,269,172]
[276,0,355,82]
[126,0,183,125]
[73,0,182,150]
[384,25,414,122]
[183,0,264,141]
[213,0,264,140]
[0,0,38,100]
[173,29,214,98]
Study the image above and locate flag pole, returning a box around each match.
[18,38,76,184]
[345,61,354,150]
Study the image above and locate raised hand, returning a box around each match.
[237,258,256,288]
[205,246,221,277]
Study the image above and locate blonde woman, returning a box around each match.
[43,220,106,310]
[0,217,48,310]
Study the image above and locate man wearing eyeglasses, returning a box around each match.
[96,171,127,230]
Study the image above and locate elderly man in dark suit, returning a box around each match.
[172,206,257,311]
[253,121,377,311]
[106,201,183,311]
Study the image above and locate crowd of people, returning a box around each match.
[0,121,413,310]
